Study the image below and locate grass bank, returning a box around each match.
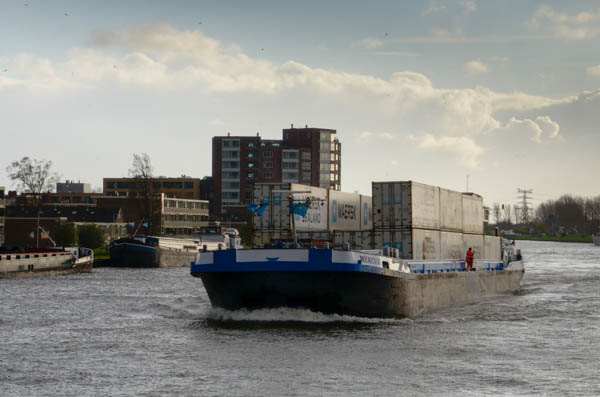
[93,247,109,259]
[508,235,592,243]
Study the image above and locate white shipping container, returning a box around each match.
[360,195,373,230]
[483,235,502,261]
[290,183,329,231]
[333,230,374,250]
[440,231,464,260]
[253,183,288,231]
[462,193,484,234]
[372,181,440,230]
[374,228,441,260]
[253,183,329,232]
[253,230,290,246]
[439,188,463,232]
[329,190,361,231]
[462,233,484,260]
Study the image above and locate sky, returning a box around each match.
[1,0,599,209]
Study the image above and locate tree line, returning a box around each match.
[490,195,600,236]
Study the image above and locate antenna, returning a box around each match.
[466,172,470,192]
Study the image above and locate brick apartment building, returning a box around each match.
[212,125,341,215]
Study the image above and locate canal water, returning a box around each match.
[1,240,599,396]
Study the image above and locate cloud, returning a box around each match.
[423,1,447,16]
[374,51,420,57]
[418,134,485,168]
[209,118,225,126]
[0,23,579,167]
[586,64,600,77]
[459,0,477,13]
[357,131,395,143]
[356,38,384,49]
[506,115,561,142]
[529,5,600,39]
[464,60,488,74]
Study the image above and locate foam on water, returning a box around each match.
[205,307,413,325]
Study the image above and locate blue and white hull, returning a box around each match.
[191,248,525,318]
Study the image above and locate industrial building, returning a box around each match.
[103,176,204,200]
[212,125,341,216]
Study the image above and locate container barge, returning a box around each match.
[191,240,524,318]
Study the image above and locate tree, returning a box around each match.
[6,157,60,248]
[53,223,77,247]
[128,153,154,234]
[78,224,105,249]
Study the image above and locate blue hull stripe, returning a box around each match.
[191,261,386,275]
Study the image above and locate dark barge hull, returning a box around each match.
[196,270,406,318]
[108,242,158,267]
[193,267,525,319]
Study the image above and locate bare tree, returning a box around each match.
[128,153,154,234]
[492,203,501,224]
[6,157,60,248]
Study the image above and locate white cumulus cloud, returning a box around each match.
[586,64,600,76]
[356,38,384,49]
[529,6,600,39]
[506,115,561,142]
[418,134,485,168]
[464,60,488,74]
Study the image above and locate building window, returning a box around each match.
[263,161,273,168]
[247,172,257,178]
[263,151,273,158]
[247,162,257,168]
[222,192,239,200]
[302,162,311,170]
[282,162,297,169]
[282,172,298,180]
[223,140,240,148]
[184,182,194,189]
[302,172,311,181]
[222,171,239,179]
[222,181,240,189]
[302,152,311,160]
[283,151,298,159]
[106,181,115,189]
[222,161,239,169]
[222,150,240,158]
[263,171,272,178]
[247,152,257,158]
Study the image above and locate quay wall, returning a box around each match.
[157,248,197,268]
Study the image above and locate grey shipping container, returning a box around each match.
[440,231,464,260]
[483,235,502,260]
[462,193,484,234]
[462,233,484,260]
[372,181,440,230]
[374,228,441,260]
[333,230,374,250]
[439,188,463,232]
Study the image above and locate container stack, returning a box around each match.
[372,181,501,261]
[251,183,373,248]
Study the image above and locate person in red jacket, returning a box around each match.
[465,247,474,271]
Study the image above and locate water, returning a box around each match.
[1,240,599,396]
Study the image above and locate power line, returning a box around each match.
[516,188,533,224]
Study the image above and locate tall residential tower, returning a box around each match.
[212,125,341,215]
